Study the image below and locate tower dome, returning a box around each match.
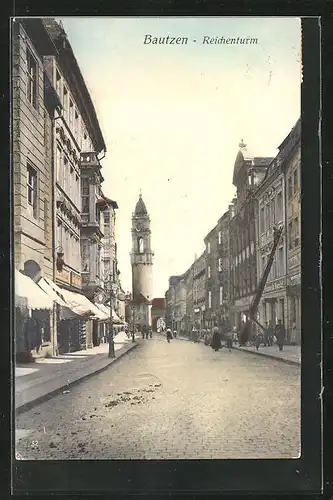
[134,193,148,216]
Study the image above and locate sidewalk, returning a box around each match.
[233,344,301,365]
[15,332,139,413]
[174,334,301,366]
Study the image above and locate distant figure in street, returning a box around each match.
[265,321,274,347]
[225,329,233,352]
[149,327,152,339]
[210,326,222,352]
[173,330,177,338]
[255,330,264,350]
[275,320,286,351]
[166,328,173,343]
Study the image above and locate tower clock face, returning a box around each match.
[135,223,142,232]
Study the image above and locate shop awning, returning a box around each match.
[37,277,69,308]
[59,288,108,320]
[96,303,122,323]
[15,270,53,310]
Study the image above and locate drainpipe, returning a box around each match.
[51,107,63,356]
[282,163,289,339]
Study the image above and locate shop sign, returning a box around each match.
[289,273,301,286]
[288,253,301,269]
[264,277,285,293]
[234,295,253,308]
[71,271,81,288]
[56,267,70,285]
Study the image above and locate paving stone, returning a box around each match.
[16,335,300,460]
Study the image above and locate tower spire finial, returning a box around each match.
[139,188,142,198]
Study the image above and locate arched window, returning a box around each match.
[138,237,144,253]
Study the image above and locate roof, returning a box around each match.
[134,194,148,216]
[232,139,273,186]
[133,292,151,305]
[96,195,119,209]
[151,298,166,309]
[23,18,106,153]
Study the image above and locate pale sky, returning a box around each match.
[58,17,301,298]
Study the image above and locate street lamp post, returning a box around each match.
[132,304,136,342]
[108,283,116,358]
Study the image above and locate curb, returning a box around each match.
[16,341,139,415]
[163,334,300,366]
[232,346,301,366]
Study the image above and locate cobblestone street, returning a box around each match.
[16,335,300,460]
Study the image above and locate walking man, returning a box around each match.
[225,328,233,352]
[275,320,286,351]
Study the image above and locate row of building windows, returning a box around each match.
[207,288,225,309]
[56,145,80,209]
[26,48,37,109]
[207,258,225,278]
[259,191,283,235]
[56,221,80,271]
[261,245,285,280]
[55,68,93,152]
[287,166,299,200]
[288,217,300,249]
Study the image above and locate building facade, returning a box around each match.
[254,155,287,331]
[13,19,114,356]
[12,19,62,356]
[283,119,301,344]
[229,142,273,329]
[131,194,154,329]
[192,253,206,329]
[216,210,232,330]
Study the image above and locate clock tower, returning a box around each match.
[131,193,154,329]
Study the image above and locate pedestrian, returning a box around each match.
[225,329,233,352]
[210,326,222,352]
[166,328,173,343]
[149,327,152,339]
[173,330,177,339]
[255,330,263,350]
[275,320,286,351]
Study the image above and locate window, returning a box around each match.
[294,217,299,246]
[44,199,48,238]
[293,169,298,194]
[260,206,265,234]
[218,258,223,272]
[63,155,69,192]
[26,49,37,108]
[55,69,62,98]
[276,192,283,222]
[207,241,211,254]
[56,220,62,248]
[74,109,79,138]
[69,99,74,129]
[208,290,212,309]
[104,212,110,237]
[81,178,89,213]
[219,286,223,306]
[138,237,144,253]
[266,203,271,229]
[288,176,293,199]
[278,246,284,276]
[218,231,222,245]
[27,163,38,218]
[63,86,68,117]
[208,266,211,278]
[288,221,293,249]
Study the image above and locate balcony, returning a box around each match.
[80,152,100,168]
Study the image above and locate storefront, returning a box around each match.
[15,270,54,361]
